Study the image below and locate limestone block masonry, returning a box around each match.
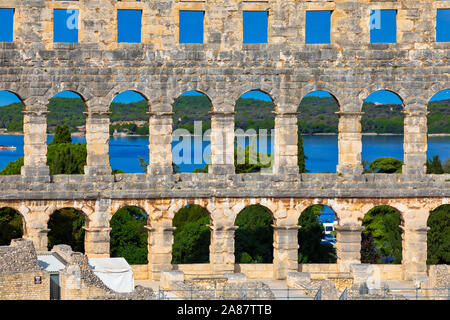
[0,1,448,282]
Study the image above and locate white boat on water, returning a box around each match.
[0,145,16,150]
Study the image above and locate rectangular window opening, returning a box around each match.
[436,9,450,43]
[370,9,397,44]
[179,11,204,44]
[118,9,142,43]
[243,11,268,44]
[53,9,79,43]
[306,10,331,44]
[0,8,14,42]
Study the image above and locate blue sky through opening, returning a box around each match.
[0,9,14,42]
[306,11,331,44]
[179,11,204,44]
[243,11,268,44]
[118,10,142,43]
[437,9,450,42]
[370,9,396,44]
[53,9,79,43]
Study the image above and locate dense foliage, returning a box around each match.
[427,205,450,264]
[366,157,403,173]
[110,206,148,264]
[235,205,273,263]
[362,206,403,264]
[0,208,23,246]
[47,208,85,252]
[172,205,211,264]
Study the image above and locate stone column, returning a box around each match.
[23,213,50,252]
[335,223,364,273]
[21,110,50,180]
[273,112,299,175]
[401,226,429,281]
[83,227,111,258]
[272,225,300,280]
[402,110,427,176]
[209,225,237,275]
[84,111,112,176]
[208,111,235,175]
[147,222,175,281]
[336,111,364,175]
[148,112,173,175]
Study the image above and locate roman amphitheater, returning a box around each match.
[0,0,448,300]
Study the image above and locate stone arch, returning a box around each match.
[43,87,93,110]
[358,85,406,111]
[105,86,151,110]
[425,84,450,104]
[169,87,215,107]
[232,86,279,112]
[300,83,343,111]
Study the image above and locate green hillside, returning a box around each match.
[0,96,448,134]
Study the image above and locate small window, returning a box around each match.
[0,9,14,42]
[117,10,142,43]
[436,9,450,42]
[243,11,268,44]
[179,11,204,44]
[370,9,396,44]
[305,11,331,44]
[53,9,79,43]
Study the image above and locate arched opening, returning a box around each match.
[361,90,405,173]
[427,204,450,265]
[47,91,87,175]
[235,204,273,263]
[0,207,23,245]
[234,90,274,173]
[110,206,148,264]
[0,91,25,175]
[298,205,337,263]
[172,91,212,173]
[109,91,149,173]
[360,205,403,264]
[47,208,85,253]
[298,90,339,173]
[426,89,450,174]
[171,204,210,264]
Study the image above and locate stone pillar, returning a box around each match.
[402,110,427,176]
[147,221,175,281]
[83,227,111,258]
[23,213,50,252]
[84,111,112,176]
[336,111,364,175]
[21,110,50,180]
[273,113,299,175]
[209,225,237,275]
[335,223,364,273]
[148,112,173,175]
[208,111,235,175]
[272,225,300,280]
[401,226,429,281]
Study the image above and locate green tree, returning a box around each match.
[297,205,336,263]
[298,132,307,173]
[0,208,23,246]
[362,206,403,264]
[235,205,273,263]
[361,232,380,264]
[50,124,72,145]
[427,205,450,264]
[110,206,148,264]
[47,208,85,252]
[426,155,444,174]
[172,205,210,264]
[367,157,403,173]
[0,156,24,175]
[47,142,87,175]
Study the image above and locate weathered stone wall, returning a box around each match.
[0,239,50,300]
[0,0,448,283]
